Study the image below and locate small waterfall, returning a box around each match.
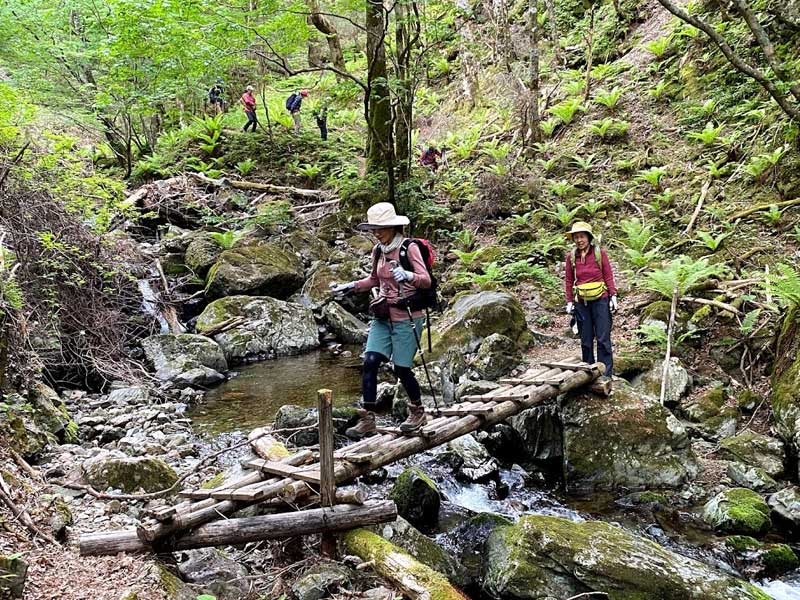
[138,279,170,334]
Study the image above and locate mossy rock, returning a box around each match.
[274,229,333,265]
[614,349,656,379]
[727,462,778,493]
[484,514,771,600]
[631,357,691,407]
[389,467,441,532]
[771,306,800,476]
[205,243,303,299]
[82,453,178,494]
[736,389,761,412]
[725,535,762,552]
[762,544,800,575]
[300,259,369,313]
[684,385,726,422]
[0,554,28,598]
[184,233,223,278]
[719,429,785,478]
[702,488,771,535]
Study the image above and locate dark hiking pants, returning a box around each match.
[243,111,257,132]
[575,296,613,376]
[316,117,328,140]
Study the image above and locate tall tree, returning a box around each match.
[365,0,393,187]
[527,0,541,145]
[307,0,348,77]
[394,0,420,180]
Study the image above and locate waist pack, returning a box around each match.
[576,281,607,302]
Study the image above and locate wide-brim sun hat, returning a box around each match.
[246,85,254,91]
[566,221,593,239]
[357,202,410,231]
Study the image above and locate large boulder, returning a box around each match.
[440,434,499,482]
[484,514,770,599]
[468,333,521,379]
[196,296,319,362]
[561,381,697,493]
[507,405,562,469]
[727,463,779,493]
[428,292,531,361]
[299,259,369,313]
[321,301,368,344]
[184,233,223,278]
[176,548,250,600]
[205,243,303,299]
[82,451,178,493]
[771,308,800,477]
[631,357,691,406]
[142,333,227,387]
[702,488,771,535]
[389,467,441,532]
[1,385,78,459]
[718,430,785,478]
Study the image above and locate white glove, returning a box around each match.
[609,295,618,312]
[391,266,414,283]
[330,282,355,295]
[566,302,574,314]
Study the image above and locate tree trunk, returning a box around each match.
[365,0,394,198]
[394,0,417,181]
[527,0,541,145]
[307,0,348,78]
[543,0,561,65]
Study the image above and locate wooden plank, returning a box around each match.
[461,392,528,401]
[428,406,494,416]
[539,361,595,372]
[375,426,436,438]
[245,460,322,484]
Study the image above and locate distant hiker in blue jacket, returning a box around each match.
[285,89,309,134]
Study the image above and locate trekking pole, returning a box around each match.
[390,261,441,414]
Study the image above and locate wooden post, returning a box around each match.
[318,388,336,557]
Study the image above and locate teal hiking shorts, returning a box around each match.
[365,317,424,368]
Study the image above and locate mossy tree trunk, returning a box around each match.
[394,0,419,182]
[307,0,348,78]
[365,0,394,202]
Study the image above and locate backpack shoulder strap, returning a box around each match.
[398,238,414,272]
[570,249,577,286]
[372,244,382,272]
[594,244,604,276]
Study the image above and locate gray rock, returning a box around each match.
[274,405,317,446]
[561,380,698,493]
[454,379,499,401]
[291,563,353,600]
[142,334,227,388]
[322,301,368,344]
[768,486,800,533]
[508,404,562,465]
[469,333,521,379]
[442,434,499,482]
[727,462,779,493]
[0,554,27,598]
[719,429,785,478]
[695,406,739,441]
[389,467,441,531]
[184,233,223,278]
[107,386,150,406]
[82,451,178,493]
[176,548,250,600]
[684,385,726,422]
[483,514,771,599]
[703,488,771,535]
[196,296,319,362]
[632,356,691,406]
[205,243,303,299]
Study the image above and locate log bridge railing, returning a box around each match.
[79,357,605,556]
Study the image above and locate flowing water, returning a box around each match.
[189,351,800,599]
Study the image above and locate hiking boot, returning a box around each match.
[399,404,427,433]
[345,409,377,440]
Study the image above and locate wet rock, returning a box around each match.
[441,434,499,482]
[176,548,250,600]
[771,306,800,477]
[428,291,531,361]
[727,462,778,493]
[726,536,800,579]
[475,423,523,465]
[718,429,785,478]
[631,356,692,407]
[376,517,468,587]
[361,587,394,600]
[82,451,178,493]
[0,554,27,598]
[184,233,223,279]
[291,563,353,600]
[321,301,368,344]
[561,380,697,493]
[443,512,512,582]
[273,405,317,446]
[508,404,562,467]
[389,467,441,531]
[300,260,369,313]
[205,243,303,299]
[468,333,521,380]
[702,488,771,535]
[142,333,227,388]
[196,296,319,363]
[483,514,769,600]
[768,486,800,535]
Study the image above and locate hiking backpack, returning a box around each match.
[285,93,299,111]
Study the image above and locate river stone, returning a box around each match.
[631,356,692,406]
[196,296,319,362]
[299,259,369,313]
[428,291,531,361]
[684,385,726,422]
[441,434,499,482]
[205,243,303,299]
[0,554,27,598]
[291,563,353,600]
[389,467,441,531]
[322,301,368,344]
[184,233,222,278]
[142,333,227,387]
[107,386,150,406]
[275,229,333,266]
[508,404,562,467]
[703,488,771,535]
[377,516,468,587]
[483,514,770,600]
[768,486,800,535]
[274,405,318,446]
[82,451,178,493]
[719,429,785,478]
[176,548,250,600]
[561,380,697,493]
[727,462,779,493]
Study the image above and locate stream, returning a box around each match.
[187,352,800,600]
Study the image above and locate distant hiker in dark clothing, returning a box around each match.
[208,79,224,114]
[241,85,257,132]
[285,89,309,134]
[313,103,328,140]
[564,221,617,379]
[420,146,443,172]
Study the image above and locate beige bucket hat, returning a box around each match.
[357,202,410,230]
[566,221,593,239]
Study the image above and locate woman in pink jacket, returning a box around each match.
[331,203,432,438]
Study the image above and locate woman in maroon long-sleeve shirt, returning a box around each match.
[564,221,617,378]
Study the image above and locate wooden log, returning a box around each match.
[538,361,595,372]
[81,501,397,556]
[318,388,337,557]
[245,460,321,484]
[589,378,613,396]
[248,428,292,462]
[188,171,330,200]
[343,528,469,600]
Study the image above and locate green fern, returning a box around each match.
[766,264,800,310]
[236,159,256,176]
[582,199,605,217]
[620,218,657,252]
[743,146,787,180]
[593,87,624,111]
[588,118,629,140]
[695,230,730,251]
[547,98,585,125]
[644,256,728,299]
[687,122,726,145]
[645,35,672,58]
[547,180,576,199]
[481,141,512,161]
[636,166,667,189]
[540,118,561,137]
[547,202,581,227]
[761,204,783,226]
[571,153,598,170]
[649,81,671,102]
[453,249,480,267]
[209,230,241,250]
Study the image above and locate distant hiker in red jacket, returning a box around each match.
[419,146,442,172]
[564,221,617,379]
[241,85,258,133]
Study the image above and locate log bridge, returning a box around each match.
[79,357,606,556]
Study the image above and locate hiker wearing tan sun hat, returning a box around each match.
[564,221,617,379]
[330,202,433,438]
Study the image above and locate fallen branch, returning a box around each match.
[660,287,679,406]
[681,296,744,316]
[0,473,57,544]
[0,141,31,188]
[189,172,331,200]
[729,196,800,221]
[198,316,247,337]
[290,198,340,212]
[684,179,712,236]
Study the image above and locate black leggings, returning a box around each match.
[362,351,421,409]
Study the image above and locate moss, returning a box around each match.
[200,472,226,489]
[389,467,441,531]
[705,488,771,535]
[736,389,760,412]
[762,544,800,574]
[342,529,466,600]
[156,564,186,599]
[63,420,79,444]
[725,535,761,552]
[637,491,668,504]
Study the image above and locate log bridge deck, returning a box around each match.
[79,357,605,556]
